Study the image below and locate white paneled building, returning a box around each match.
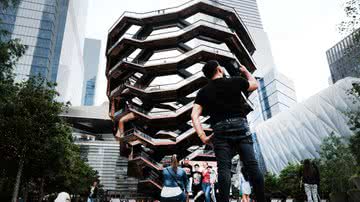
[255,77,360,173]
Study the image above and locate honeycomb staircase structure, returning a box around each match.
[105,0,257,198]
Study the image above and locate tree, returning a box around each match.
[338,0,360,35]
[347,82,360,170]
[319,133,357,195]
[264,172,280,193]
[0,0,26,81]
[0,2,98,200]
[278,163,303,199]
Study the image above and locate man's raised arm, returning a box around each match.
[191,104,212,145]
[240,64,258,92]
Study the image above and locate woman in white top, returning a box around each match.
[160,154,188,202]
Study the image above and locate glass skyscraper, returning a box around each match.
[82,38,101,106]
[326,28,360,83]
[0,0,69,82]
[84,77,96,106]
[0,0,88,106]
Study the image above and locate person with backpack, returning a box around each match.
[161,154,188,202]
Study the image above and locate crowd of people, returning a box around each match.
[113,61,323,202]
[160,155,256,202]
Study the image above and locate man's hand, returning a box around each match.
[239,64,248,73]
[200,133,214,145]
[239,64,258,92]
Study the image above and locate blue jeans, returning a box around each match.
[212,118,265,202]
[202,183,211,202]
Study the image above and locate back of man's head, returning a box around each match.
[202,60,219,79]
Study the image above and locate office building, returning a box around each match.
[326,28,360,83]
[247,69,297,129]
[255,77,360,174]
[55,0,88,106]
[82,38,101,106]
[0,0,88,106]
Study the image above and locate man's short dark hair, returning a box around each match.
[194,164,199,167]
[202,60,219,79]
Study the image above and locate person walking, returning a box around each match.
[87,181,98,202]
[202,164,212,202]
[300,159,320,202]
[161,154,188,202]
[209,166,217,202]
[181,158,193,201]
[192,164,203,201]
[191,60,265,202]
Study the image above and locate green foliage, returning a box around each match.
[0,76,99,200]
[0,2,99,199]
[0,0,20,8]
[278,163,303,199]
[319,133,357,194]
[264,172,280,193]
[347,83,360,170]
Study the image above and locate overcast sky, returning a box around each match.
[85,0,347,105]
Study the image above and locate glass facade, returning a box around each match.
[326,28,360,83]
[215,0,263,29]
[75,135,138,193]
[0,0,69,82]
[82,38,101,106]
[247,68,297,130]
[84,76,96,106]
[0,0,88,106]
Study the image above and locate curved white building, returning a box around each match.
[255,77,360,174]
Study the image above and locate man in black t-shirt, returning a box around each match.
[191,60,265,202]
[181,158,193,199]
[192,164,203,201]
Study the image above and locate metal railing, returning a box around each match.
[122,118,211,144]
[129,101,193,117]
[108,18,235,52]
[108,43,239,76]
[133,151,163,168]
[129,71,204,92]
[108,0,249,34]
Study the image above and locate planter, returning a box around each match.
[349,176,360,189]
[347,189,360,202]
[330,192,348,202]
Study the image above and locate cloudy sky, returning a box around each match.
[85,0,347,105]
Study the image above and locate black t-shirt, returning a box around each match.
[182,163,193,179]
[194,77,250,125]
[192,171,203,186]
